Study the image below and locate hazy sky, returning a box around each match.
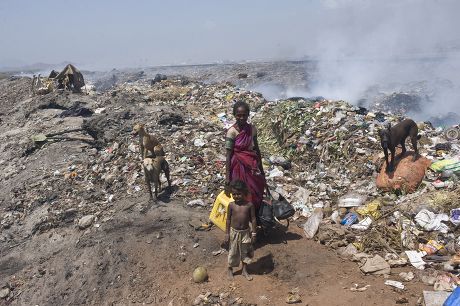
[2,0,458,70]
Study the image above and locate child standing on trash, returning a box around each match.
[224,180,257,281]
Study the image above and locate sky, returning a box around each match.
[2,0,458,70]
[1,0,459,120]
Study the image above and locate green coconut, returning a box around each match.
[192,266,208,283]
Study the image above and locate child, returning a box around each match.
[224,180,257,281]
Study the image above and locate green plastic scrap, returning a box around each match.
[430,159,460,173]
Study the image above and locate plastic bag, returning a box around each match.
[303,208,323,239]
[356,199,382,219]
[258,201,275,228]
[414,209,449,233]
[272,196,295,220]
[338,193,366,207]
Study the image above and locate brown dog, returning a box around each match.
[132,123,165,159]
[379,118,421,172]
[143,156,171,200]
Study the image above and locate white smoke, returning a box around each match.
[306,0,460,123]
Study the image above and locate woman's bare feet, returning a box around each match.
[227,267,234,280]
[242,264,252,281]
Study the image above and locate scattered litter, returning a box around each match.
[338,193,366,208]
[405,250,426,270]
[187,199,207,207]
[350,284,370,292]
[384,280,405,290]
[414,209,449,233]
[212,249,225,256]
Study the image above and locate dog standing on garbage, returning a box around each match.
[143,156,171,200]
[132,123,165,159]
[379,118,421,172]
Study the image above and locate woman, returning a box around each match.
[225,101,267,210]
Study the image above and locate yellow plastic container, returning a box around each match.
[209,191,234,231]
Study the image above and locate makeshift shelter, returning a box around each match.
[55,64,85,92]
[48,70,59,78]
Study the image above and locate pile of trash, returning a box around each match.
[254,98,460,295]
[0,76,267,234]
[2,71,460,301]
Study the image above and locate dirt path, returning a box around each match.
[1,194,429,306]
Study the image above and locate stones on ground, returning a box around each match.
[286,288,301,304]
[399,271,415,282]
[359,255,391,275]
[396,296,409,304]
[78,215,95,230]
[0,288,10,299]
[338,243,358,258]
[212,249,224,256]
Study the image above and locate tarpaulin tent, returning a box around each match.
[55,64,85,92]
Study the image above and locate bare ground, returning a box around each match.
[1,194,430,305]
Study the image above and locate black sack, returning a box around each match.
[258,200,276,228]
[272,196,295,220]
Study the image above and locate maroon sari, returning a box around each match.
[230,123,266,209]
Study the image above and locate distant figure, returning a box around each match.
[31,74,37,94]
[35,74,42,89]
[224,180,257,281]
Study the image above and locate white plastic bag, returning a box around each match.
[338,193,366,208]
[414,209,449,233]
[303,208,323,239]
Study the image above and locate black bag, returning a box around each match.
[272,196,295,220]
[258,200,276,228]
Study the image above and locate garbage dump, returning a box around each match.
[251,96,460,296]
[1,70,460,304]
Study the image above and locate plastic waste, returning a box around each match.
[384,280,405,290]
[444,287,460,306]
[330,210,341,224]
[415,209,449,233]
[209,191,233,231]
[338,193,366,208]
[405,250,426,270]
[303,208,323,239]
[356,199,381,219]
[350,216,372,230]
[430,159,460,173]
[187,199,206,207]
[341,212,359,226]
[423,291,450,306]
[450,208,460,226]
[419,240,445,255]
[193,138,206,147]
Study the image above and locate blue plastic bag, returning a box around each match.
[444,287,460,306]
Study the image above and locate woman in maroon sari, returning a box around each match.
[225,101,267,211]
